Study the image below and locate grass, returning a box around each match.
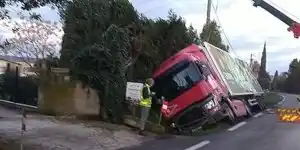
[260,92,283,108]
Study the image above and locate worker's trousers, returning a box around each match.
[139,106,150,131]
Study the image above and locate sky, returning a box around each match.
[129,0,300,74]
[1,0,300,74]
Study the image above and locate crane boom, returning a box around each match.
[252,0,300,38]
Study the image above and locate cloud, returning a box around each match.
[132,0,300,74]
[2,0,299,74]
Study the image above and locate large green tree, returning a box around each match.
[72,25,129,122]
[270,70,278,91]
[257,42,271,89]
[200,20,228,51]
[275,72,288,91]
[284,59,300,93]
[266,59,300,93]
[61,0,135,122]
[60,0,139,67]
[128,10,200,80]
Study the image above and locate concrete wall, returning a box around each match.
[74,83,100,115]
[38,81,75,115]
[38,71,100,116]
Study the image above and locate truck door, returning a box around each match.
[195,61,218,91]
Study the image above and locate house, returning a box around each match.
[0,55,37,76]
[0,58,21,74]
[250,60,260,79]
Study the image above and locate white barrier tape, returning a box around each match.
[0,99,37,109]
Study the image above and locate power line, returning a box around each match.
[215,0,219,12]
[211,4,236,54]
[211,5,253,74]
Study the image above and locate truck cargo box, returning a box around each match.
[202,42,264,96]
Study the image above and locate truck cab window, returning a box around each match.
[152,61,203,101]
[196,62,211,77]
[173,64,200,90]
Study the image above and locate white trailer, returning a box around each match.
[202,42,264,111]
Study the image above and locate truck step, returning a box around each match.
[248,99,258,106]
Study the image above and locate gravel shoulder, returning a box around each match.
[0,107,146,150]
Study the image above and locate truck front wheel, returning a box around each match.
[244,103,253,118]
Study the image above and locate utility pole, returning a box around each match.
[206,0,212,41]
[206,0,212,24]
[250,53,253,68]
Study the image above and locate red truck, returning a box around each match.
[151,42,264,133]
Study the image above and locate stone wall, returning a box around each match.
[73,83,100,115]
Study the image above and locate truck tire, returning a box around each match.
[253,101,265,112]
[257,96,266,111]
[172,117,208,136]
[244,103,253,118]
[223,103,237,125]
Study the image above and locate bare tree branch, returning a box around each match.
[0,18,62,72]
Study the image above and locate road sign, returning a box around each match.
[126,82,143,103]
[277,108,300,123]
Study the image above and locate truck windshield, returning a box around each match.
[152,61,203,101]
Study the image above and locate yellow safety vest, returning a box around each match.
[140,83,152,107]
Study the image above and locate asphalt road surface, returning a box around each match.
[122,93,300,150]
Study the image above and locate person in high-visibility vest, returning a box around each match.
[139,78,155,134]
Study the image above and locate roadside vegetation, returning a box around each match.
[261,92,283,108]
[0,69,38,106]
[269,59,300,95]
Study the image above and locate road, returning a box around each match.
[122,93,300,150]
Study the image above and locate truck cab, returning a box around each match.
[152,44,232,132]
[151,43,260,133]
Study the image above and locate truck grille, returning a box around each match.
[175,103,209,132]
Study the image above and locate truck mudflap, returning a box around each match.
[170,95,226,134]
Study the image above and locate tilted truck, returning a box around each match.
[151,42,264,133]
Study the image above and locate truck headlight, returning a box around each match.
[204,100,215,110]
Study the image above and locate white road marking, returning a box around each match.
[282,95,286,101]
[184,140,210,150]
[228,121,247,131]
[254,112,263,118]
[277,95,286,105]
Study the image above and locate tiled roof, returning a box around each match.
[0,55,36,63]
